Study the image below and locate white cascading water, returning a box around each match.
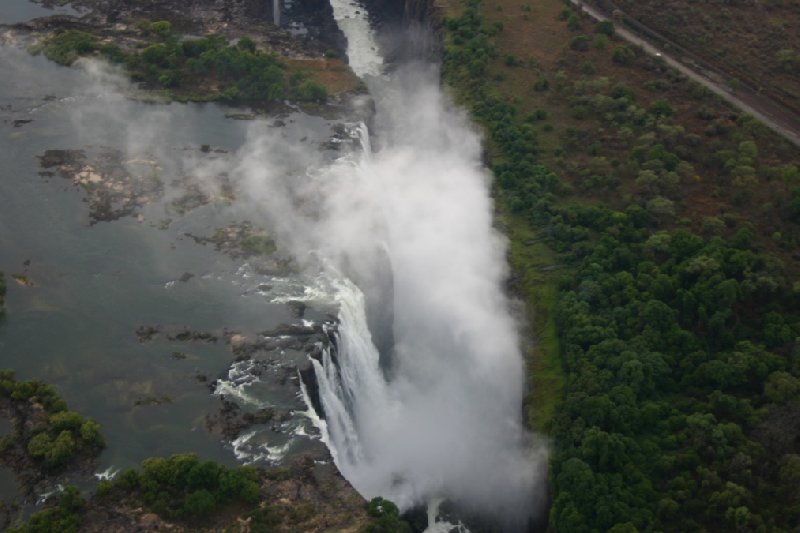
[232,1,545,529]
[304,2,544,530]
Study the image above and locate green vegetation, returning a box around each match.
[362,497,412,533]
[38,26,328,105]
[40,29,100,65]
[97,453,261,522]
[8,485,86,533]
[239,234,278,256]
[0,370,105,470]
[442,0,800,530]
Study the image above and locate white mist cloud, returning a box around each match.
[230,63,548,529]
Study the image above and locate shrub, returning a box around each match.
[182,489,217,519]
[42,30,97,65]
[649,98,673,118]
[238,37,257,52]
[595,20,615,36]
[534,76,549,91]
[612,46,635,65]
[570,35,590,52]
[296,80,328,103]
[149,21,172,38]
[363,498,411,533]
[8,486,85,533]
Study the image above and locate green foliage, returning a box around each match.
[238,235,277,255]
[649,98,673,118]
[362,498,412,533]
[41,30,97,65]
[238,37,257,52]
[101,454,262,522]
[296,80,328,103]
[148,21,172,38]
[0,371,104,470]
[38,29,323,105]
[612,46,635,65]
[8,485,85,533]
[441,2,800,531]
[569,35,590,52]
[249,506,281,532]
[595,20,615,36]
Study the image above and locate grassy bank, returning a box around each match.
[439,0,800,530]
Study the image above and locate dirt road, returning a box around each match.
[568,0,800,148]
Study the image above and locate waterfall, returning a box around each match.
[356,121,372,157]
[272,0,280,27]
[293,0,546,529]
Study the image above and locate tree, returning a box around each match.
[649,98,673,118]
[595,20,615,36]
[612,46,635,65]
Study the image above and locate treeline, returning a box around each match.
[443,1,800,531]
[8,452,412,532]
[39,23,328,104]
[97,453,263,522]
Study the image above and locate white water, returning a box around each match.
[227,1,546,528]
[292,2,546,529]
[328,0,384,77]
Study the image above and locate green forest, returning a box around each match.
[443,0,800,530]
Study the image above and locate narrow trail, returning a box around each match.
[568,0,800,148]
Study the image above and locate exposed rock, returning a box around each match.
[134,325,161,343]
[204,398,276,440]
[39,149,163,224]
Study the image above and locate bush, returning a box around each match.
[595,20,615,36]
[141,43,170,66]
[570,35,590,52]
[238,37,257,52]
[363,498,411,533]
[649,98,673,118]
[296,80,328,103]
[149,21,172,38]
[106,454,263,522]
[1,371,105,470]
[612,46,635,65]
[42,30,97,65]
[182,489,217,519]
[8,486,85,533]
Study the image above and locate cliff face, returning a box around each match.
[403,0,434,24]
[361,0,441,64]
